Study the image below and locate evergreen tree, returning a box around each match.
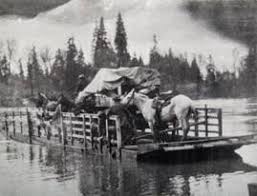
[114,13,130,67]
[93,17,116,68]
[30,47,43,91]
[241,43,257,95]
[26,57,33,96]
[77,48,86,68]
[149,34,162,69]
[0,55,11,84]
[50,49,65,90]
[138,56,144,66]
[178,57,190,83]
[206,62,217,97]
[190,57,202,83]
[18,59,25,81]
[190,57,202,96]
[65,37,78,90]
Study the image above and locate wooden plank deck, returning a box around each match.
[132,134,257,161]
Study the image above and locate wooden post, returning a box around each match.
[82,114,87,149]
[106,118,109,142]
[218,109,223,136]
[61,112,67,146]
[106,118,112,155]
[89,115,94,150]
[20,110,23,135]
[204,104,208,137]
[194,111,199,137]
[248,183,257,196]
[98,117,103,153]
[4,112,9,139]
[58,105,62,144]
[116,117,122,159]
[70,113,73,145]
[12,111,16,136]
[26,109,33,144]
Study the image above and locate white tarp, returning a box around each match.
[76,67,161,103]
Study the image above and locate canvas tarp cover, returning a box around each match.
[76,67,160,102]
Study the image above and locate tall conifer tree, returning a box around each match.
[93,17,116,68]
[114,13,130,67]
[65,37,78,90]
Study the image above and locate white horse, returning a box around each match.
[120,89,196,141]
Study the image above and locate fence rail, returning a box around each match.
[159,105,222,139]
[0,105,223,157]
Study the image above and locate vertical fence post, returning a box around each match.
[12,111,16,136]
[204,105,208,137]
[58,105,62,144]
[70,113,73,145]
[194,110,199,137]
[98,116,103,153]
[116,116,122,159]
[61,112,67,146]
[106,117,109,144]
[26,109,33,144]
[106,118,112,155]
[218,109,223,136]
[89,115,94,150]
[20,110,23,135]
[5,112,9,139]
[82,114,87,150]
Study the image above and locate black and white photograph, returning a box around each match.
[0,0,257,195]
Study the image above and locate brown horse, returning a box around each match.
[120,89,196,141]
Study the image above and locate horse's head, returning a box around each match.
[57,93,66,105]
[120,88,136,105]
[36,92,49,108]
[57,94,75,112]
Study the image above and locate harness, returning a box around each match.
[152,96,173,130]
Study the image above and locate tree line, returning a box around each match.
[0,12,256,106]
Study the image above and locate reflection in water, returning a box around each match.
[77,153,257,196]
[0,135,256,196]
[0,98,257,196]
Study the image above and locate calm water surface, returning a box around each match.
[0,98,257,196]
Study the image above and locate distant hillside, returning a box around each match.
[0,0,70,17]
[184,0,257,46]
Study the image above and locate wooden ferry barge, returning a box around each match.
[1,106,257,162]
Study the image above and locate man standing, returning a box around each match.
[76,74,87,95]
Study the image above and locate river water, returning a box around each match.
[0,98,257,196]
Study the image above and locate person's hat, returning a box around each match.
[78,74,85,79]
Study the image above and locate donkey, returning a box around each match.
[37,92,58,112]
[120,89,196,141]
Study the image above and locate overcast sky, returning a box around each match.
[0,0,248,73]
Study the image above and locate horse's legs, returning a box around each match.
[37,125,41,137]
[180,118,189,141]
[172,119,179,137]
[149,121,158,142]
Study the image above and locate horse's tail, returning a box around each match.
[188,105,198,119]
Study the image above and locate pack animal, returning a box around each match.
[121,89,196,141]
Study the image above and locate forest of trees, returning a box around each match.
[0,12,257,106]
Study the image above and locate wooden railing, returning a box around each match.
[0,105,223,155]
[160,105,223,138]
[0,108,122,154]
